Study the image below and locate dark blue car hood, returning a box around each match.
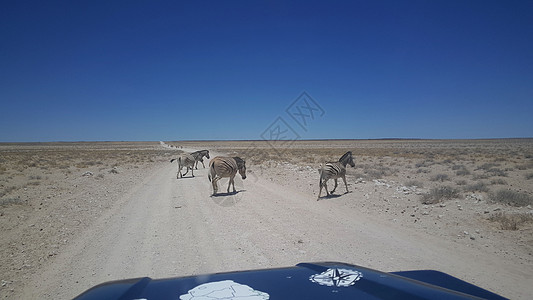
[74,262,506,299]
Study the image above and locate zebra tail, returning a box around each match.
[170,158,176,163]
[208,162,214,182]
[318,165,323,186]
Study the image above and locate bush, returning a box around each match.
[490,179,507,185]
[476,163,499,171]
[456,169,470,176]
[487,168,507,177]
[489,190,533,207]
[0,197,24,206]
[421,186,460,204]
[463,182,489,193]
[430,174,449,182]
[488,212,533,230]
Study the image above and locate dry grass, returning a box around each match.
[0,142,176,208]
[0,197,25,206]
[489,190,533,207]
[167,139,533,208]
[488,212,533,230]
[421,186,461,204]
[430,174,450,182]
[463,182,490,193]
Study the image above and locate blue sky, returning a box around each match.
[1,1,532,142]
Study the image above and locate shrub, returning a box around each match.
[487,168,507,177]
[430,174,449,182]
[488,212,533,230]
[0,197,24,206]
[525,173,533,180]
[415,160,434,168]
[476,163,499,171]
[416,168,430,174]
[421,186,460,204]
[517,162,533,170]
[463,182,489,193]
[0,186,18,198]
[363,166,395,179]
[490,179,507,185]
[489,190,533,207]
[456,169,470,176]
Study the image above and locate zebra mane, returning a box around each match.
[338,151,352,162]
[233,157,246,169]
[191,150,209,159]
[191,149,208,154]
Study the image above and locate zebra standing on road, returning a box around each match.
[170,154,196,178]
[317,151,355,200]
[190,150,210,169]
[208,156,247,195]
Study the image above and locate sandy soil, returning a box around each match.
[1,140,532,299]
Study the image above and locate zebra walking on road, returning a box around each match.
[190,150,210,169]
[318,151,355,200]
[208,156,247,195]
[170,154,196,178]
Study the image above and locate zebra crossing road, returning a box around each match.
[19,151,527,299]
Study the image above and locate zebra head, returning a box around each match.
[339,151,355,167]
[204,150,210,159]
[233,157,247,180]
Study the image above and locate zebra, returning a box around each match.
[190,150,210,169]
[170,154,196,178]
[208,156,247,195]
[317,151,355,200]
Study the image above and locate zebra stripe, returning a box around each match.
[318,151,355,200]
[170,154,196,179]
[208,156,247,195]
[190,150,210,169]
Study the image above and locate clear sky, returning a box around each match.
[1,0,532,142]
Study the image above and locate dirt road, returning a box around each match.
[18,150,529,299]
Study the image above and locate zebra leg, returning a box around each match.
[201,160,206,168]
[323,179,330,196]
[318,179,323,199]
[182,167,189,177]
[194,161,198,170]
[343,175,349,193]
[231,175,237,193]
[227,177,232,193]
[331,178,338,194]
[191,167,194,177]
[212,177,219,195]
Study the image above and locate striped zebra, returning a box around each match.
[170,154,196,179]
[190,150,210,169]
[208,156,247,195]
[318,151,355,200]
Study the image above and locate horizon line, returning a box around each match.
[1,137,533,144]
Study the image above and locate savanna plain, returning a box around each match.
[1,139,532,299]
